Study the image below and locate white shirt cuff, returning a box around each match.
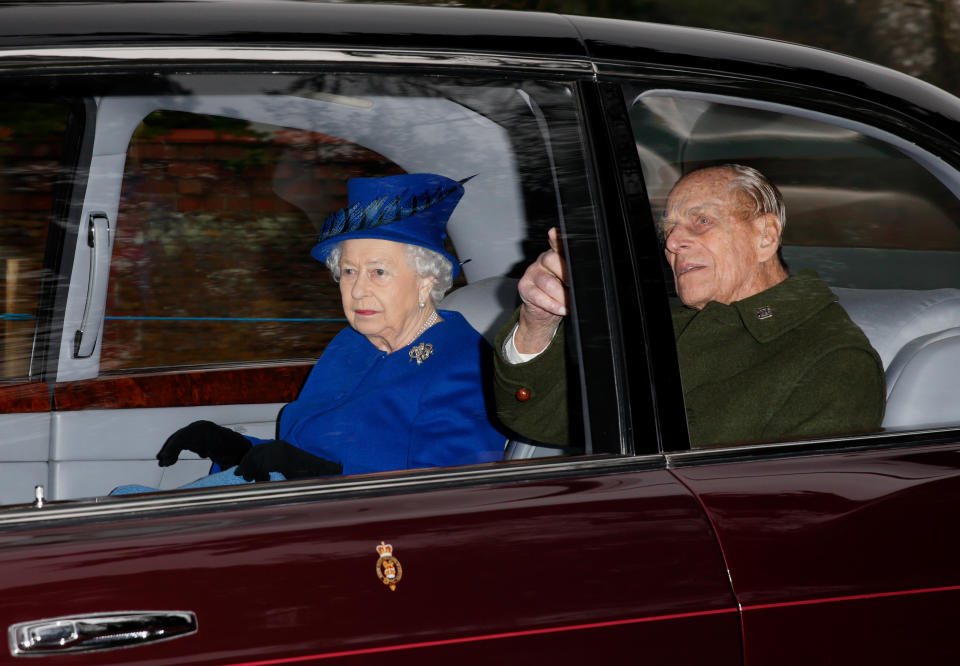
[502,322,553,364]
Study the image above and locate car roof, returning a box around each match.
[569,15,960,133]
[2,1,959,138]
[0,1,585,56]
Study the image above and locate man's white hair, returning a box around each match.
[324,241,454,305]
[724,163,786,236]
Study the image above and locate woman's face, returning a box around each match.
[338,238,433,352]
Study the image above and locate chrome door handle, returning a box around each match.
[9,611,197,656]
[73,210,112,359]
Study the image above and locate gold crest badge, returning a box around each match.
[375,541,403,591]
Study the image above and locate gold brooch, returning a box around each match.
[375,541,403,591]
[409,342,434,365]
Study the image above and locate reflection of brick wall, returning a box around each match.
[103,128,406,371]
[0,131,61,256]
[126,129,401,220]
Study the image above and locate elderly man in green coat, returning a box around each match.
[493,164,885,449]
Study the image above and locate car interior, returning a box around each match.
[1,73,587,505]
[629,88,960,439]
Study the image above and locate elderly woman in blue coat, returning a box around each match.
[152,173,506,483]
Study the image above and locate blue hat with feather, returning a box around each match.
[311,173,469,279]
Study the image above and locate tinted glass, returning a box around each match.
[0,102,69,382]
[0,69,604,507]
[624,85,960,447]
[625,90,960,289]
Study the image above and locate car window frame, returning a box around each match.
[596,64,960,460]
[0,49,666,522]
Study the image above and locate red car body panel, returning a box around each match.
[674,441,960,664]
[0,469,741,664]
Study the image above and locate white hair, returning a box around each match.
[657,163,787,256]
[723,163,786,235]
[324,241,454,305]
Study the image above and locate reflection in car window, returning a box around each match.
[0,71,602,507]
[625,89,960,290]
[104,112,404,370]
[623,86,960,447]
[0,102,69,382]
[99,76,588,373]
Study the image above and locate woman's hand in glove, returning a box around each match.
[234,440,343,482]
[156,420,253,470]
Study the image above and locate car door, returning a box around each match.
[600,49,960,664]
[0,46,741,664]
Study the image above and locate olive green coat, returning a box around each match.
[493,271,886,448]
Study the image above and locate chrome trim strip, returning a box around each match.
[0,454,663,527]
[665,426,960,467]
[0,47,594,74]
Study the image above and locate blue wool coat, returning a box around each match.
[249,310,506,475]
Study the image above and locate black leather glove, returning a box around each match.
[234,440,343,482]
[157,420,253,470]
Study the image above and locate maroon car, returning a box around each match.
[1,1,959,663]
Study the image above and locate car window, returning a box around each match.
[0,102,70,383]
[623,85,960,448]
[0,68,613,507]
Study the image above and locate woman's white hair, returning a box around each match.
[324,241,454,305]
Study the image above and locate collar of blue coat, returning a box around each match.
[310,173,471,279]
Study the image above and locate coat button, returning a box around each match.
[515,387,531,402]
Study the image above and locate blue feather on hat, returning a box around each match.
[317,176,472,244]
[311,173,474,280]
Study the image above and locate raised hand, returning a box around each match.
[515,227,568,354]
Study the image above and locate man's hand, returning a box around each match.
[157,420,252,470]
[515,227,568,354]
[234,440,343,482]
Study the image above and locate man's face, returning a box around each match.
[661,169,769,310]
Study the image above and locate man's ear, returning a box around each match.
[755,213,782,262]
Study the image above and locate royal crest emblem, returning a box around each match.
[375,541,403,591]
[408,342,434,365]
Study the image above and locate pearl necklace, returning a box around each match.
[413,310,439,341]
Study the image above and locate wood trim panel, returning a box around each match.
[52,363,313,411]
[0,382,51,413]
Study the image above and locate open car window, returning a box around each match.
[0,69,613,507]
[623,85,960,449]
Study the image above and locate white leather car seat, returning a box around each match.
[882,327,960,428]
[440,276,519,345]
[834,287,960,429]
